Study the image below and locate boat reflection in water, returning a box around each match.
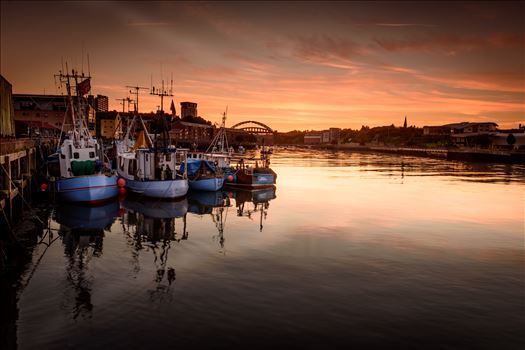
[187,190,230,215]
[227,186,276,232]
[187,190,232,250]
[121,195,188,301]
[54,200,120,231]
[53,200,120,320]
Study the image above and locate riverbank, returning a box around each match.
[293,143,525,163]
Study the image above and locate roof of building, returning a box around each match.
[424,122,499,129]
[96,111,120,120]
[173,120,213,128]
[15,120,59,129]
[13,94,66,100]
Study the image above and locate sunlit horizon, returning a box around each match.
[1,1,523,131]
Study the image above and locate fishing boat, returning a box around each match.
[182,159,224,191]
[226,147,277,188]
[44,68,118,203]
[187,109,234,178]
[116,115,189,199]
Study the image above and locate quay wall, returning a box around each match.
[299,144,525,163]
[0,138,56,230]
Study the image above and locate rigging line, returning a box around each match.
[1,208,16,240]
[18,234,60,294]
[0,163,44,225]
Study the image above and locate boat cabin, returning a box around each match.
[54,138,101,178]
[118,148,188,181]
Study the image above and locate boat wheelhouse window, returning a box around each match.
[73,152,80,159]
[60,154,65,159]
[89,152,95,158]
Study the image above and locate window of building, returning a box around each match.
[89,152,95,158]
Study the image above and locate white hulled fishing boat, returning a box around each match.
[117,115,189,199]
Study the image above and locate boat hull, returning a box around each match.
[226,168,276,188]
[124,178,189,199]
[50,175,118,203]
[189,177,224,191]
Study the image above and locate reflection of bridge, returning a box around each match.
[230,121,274,135]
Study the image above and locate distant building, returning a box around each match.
[423,125,450,135]
[304,128,341,144]
[488,132,525,150]
[322,131,330,143]
[329,128,341,143]
[424,122,498,137]
[12,94,65,136]
[449,122,498,146]
[180,102,197,119]
[96,111,121,139]
[304,133,322,144]
[450,122,498,134]
[94,95,109,112]
[0,75,15,137]
[169,120,213,145]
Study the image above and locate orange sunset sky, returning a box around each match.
[1,1,523,131]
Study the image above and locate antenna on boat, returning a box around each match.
[126,85,149,113]
[87,53,91,77]
[81,41,84,75]
[116,98,127,113]
[150,77,173,114]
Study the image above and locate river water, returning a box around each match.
[7,148,525,349]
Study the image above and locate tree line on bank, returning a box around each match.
[274,125,452,148]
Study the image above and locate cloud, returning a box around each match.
[290,34,369,70]
[487,32,524,48]
[127,21,174,27]
[294,34,363,60]
[375,23,436,28]
[375,32,524,52]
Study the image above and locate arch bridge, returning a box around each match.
[230,120,274,135]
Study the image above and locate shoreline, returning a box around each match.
[286,144,525,164]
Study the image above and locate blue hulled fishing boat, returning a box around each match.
[182,159,224,191]
[45,68,118,203]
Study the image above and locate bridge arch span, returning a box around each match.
[231,120,273,133]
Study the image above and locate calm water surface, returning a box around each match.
[10,149,525,348]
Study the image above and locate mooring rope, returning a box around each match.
[0,163,45,226]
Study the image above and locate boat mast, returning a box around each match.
[206,107,229,154]
[55,64,92,144]
[150,76,174,149]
